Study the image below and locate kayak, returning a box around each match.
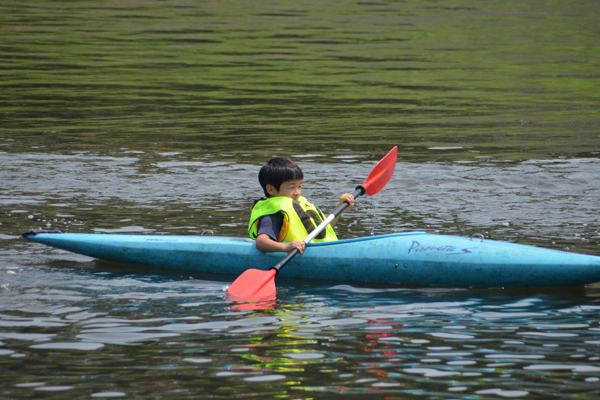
[22,230,600,287]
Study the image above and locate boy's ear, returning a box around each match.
[266,184,277,197]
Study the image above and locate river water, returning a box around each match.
[1,0,600,398]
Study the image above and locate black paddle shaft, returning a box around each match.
[271,185,365,274]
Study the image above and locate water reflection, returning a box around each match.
[2,0,599,163]
[1,265,600,397]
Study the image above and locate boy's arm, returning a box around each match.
[256,234,305,254]
[330,192,355,228]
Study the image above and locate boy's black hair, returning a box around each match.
[258,157,304,197]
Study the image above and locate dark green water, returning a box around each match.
[1,0,600,398]
[2,0,599,162]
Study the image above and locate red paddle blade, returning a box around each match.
[226,268,277,299]
[361,146,397,196]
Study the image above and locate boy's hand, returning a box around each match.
[257,235,306,254]
[340,193,355,208]
[285,240,306,254]
[286,240,306,255]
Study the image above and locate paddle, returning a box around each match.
[227,146,398,300]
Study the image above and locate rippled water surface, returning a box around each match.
[1,0,600,398]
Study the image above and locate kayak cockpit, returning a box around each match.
[307,231,427,247]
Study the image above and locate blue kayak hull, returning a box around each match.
[23,231,600,287]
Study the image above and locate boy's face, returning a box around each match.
[267,179,302,200]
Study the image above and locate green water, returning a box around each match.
[2,0,599,163]
[2,1,600,398]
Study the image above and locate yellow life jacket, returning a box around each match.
[248,196,338,243]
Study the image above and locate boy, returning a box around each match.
[248,157,355,254]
